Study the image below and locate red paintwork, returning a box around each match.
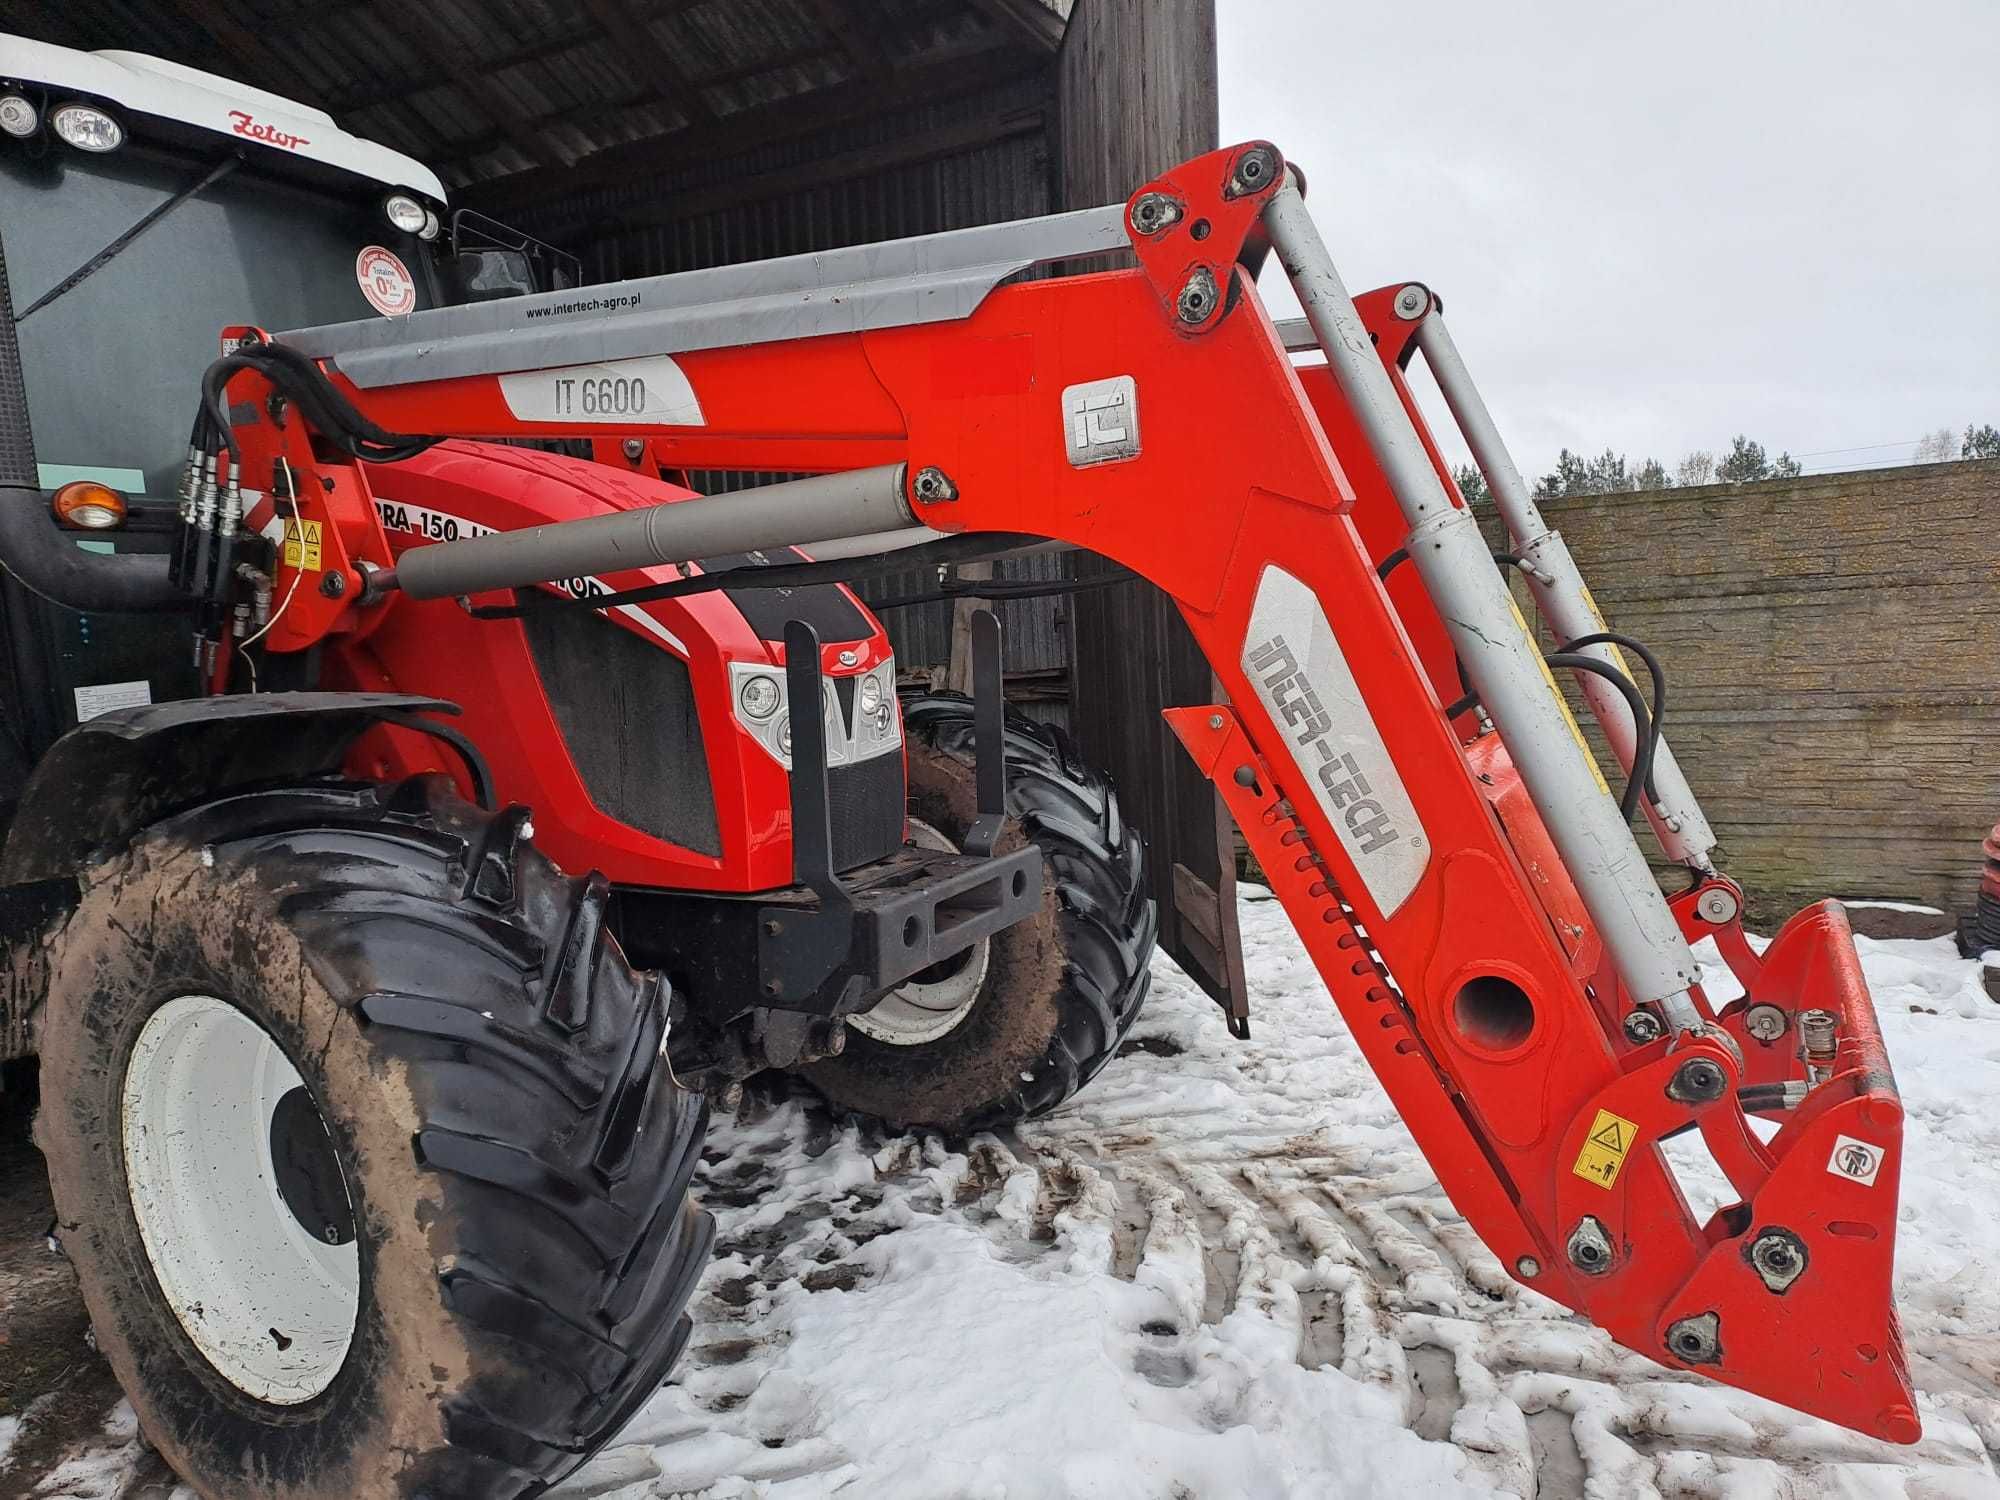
[214,142,1914,1442]
[243,439,894,892]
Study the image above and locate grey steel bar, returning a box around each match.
[1413,312,1719,872]
[1263,177,1705,1029]
[280,205,1134,392]
[394,464,912,601]
[802,525,945,561]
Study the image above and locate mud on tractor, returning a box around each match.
[0,33,1914,1500]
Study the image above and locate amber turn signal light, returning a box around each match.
[51,480,127,530]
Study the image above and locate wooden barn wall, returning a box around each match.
[504,70,1078,722]
[1054,0,1242,1011]
[1493,460,2000,925]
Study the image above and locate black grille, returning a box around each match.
[521,603,721,856]
[827,749,905,872]
[701,546,872,645]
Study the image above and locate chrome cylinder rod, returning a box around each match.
[1413,312,1718,872]
[393,463,912,600]
[1263,178,1704,1028]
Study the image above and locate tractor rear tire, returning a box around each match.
[801,694,1156,1133]
[33,778,713,1500]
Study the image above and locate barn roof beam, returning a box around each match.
[456,40,1037,213]
[962,0,1069,54]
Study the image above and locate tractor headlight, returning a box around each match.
[858,673,883,714]
[873,702,893,733]
[50,102,122,152]
[738,673,781,720]
[419,208,442,242]
[775,714,792,758]
[0,94,38,139]
[384,193,429,234]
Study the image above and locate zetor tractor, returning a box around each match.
[0,39,1916,1500]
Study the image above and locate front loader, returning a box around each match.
[1,138,1916,1498]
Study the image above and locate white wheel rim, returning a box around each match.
[121,994,359,1404]
[851,820,994,1046]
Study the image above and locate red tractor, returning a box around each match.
[0,106,1916,1500]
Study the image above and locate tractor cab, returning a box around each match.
[0,32,568,773]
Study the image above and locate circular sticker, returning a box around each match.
[355,246,416,317]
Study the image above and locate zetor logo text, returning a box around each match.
[1248,635,1402,857]
[228,109,309,151]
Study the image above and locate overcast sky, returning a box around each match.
[1217,1,2000,480]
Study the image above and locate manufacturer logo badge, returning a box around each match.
[1242,566,1428,915]
[1061,376,1141,467]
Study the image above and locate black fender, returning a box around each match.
[0,691,459,884]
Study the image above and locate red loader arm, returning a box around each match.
[199,142,1915,1441]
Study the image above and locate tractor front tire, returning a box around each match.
[801,694,1156,1133]
[33,778,712,1500]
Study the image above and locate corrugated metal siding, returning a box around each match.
[507,73,1052,275]
[519,71,1071,682]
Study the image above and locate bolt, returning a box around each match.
[1747,1227,1807,1293]
[1515,1256,1540,1279]
[1129,191,1183,236]
[1176,266,1219,325]
[763,919,782,937]
[1669,1056,1728,1102]
[1696,886,1740,924]
[1566,1216,1615,1276]
[1743,1003,1789,1043]
[1393,284,1428,320]
[1232,764,1259,788]
[1227,144,1279,198]
[621,437,646,461]
[1207,713,1225,731]
[1622,1009,1665,1044]
[912,466,958,503]
[319,570,347,599]
[1664,1310,1722,1365]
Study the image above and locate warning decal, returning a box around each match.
[1572,1108,1639,1188]
[283,518,324,572]
[1826,1133,1885,1187]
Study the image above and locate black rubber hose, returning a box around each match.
[1544,652,1656,823]
[1560,631,1666,809]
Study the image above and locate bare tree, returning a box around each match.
[1913,426,1958,464]
[1675,451,1715,486]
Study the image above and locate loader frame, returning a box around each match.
[194,142,1914,1442]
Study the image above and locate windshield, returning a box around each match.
[1,143,438,497]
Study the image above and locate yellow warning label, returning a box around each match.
[283,518,324,572]
[1578,584,1632,679]
[1571,1108,1639,1188]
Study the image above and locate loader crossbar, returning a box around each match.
[197,141,1916,1442]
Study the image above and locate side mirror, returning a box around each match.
[454,247,537,301]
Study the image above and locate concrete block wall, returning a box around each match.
[1505,459,2000,925]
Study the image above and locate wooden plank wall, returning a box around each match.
[1499,459,2000,925]
[1055,0,1244,1008]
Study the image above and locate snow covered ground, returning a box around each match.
[10,889,2000,1498]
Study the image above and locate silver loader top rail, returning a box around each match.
[279,205,1133,392]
